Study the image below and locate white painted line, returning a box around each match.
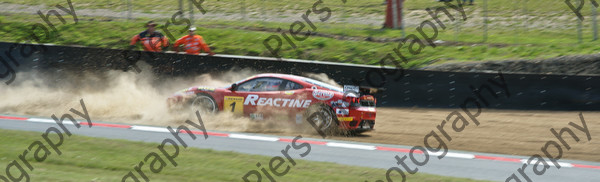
[428,151,475,159]
[520,159,573,168]
[229,134,279,142]
[326,142,376,150]
[27,118,79,125]
[131,125,170,133]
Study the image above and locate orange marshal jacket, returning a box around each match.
[130,30,169,52]
[174,35,211,55]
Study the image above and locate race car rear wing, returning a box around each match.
[343,85,384,96]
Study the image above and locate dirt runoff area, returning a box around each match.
[287,107,600,163]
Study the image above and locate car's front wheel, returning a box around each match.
[190,94,218,115]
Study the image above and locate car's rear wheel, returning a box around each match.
[305,104,339,136]
[190,94,218,115]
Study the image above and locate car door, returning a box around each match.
[221,77,284,119]
[276,79,311,123]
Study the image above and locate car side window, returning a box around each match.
[283,81,304,90]
[237,78,283,92]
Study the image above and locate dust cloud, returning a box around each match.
[303,73,342,88]
[0,64,254,131]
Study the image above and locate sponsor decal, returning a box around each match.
[194,86,215,92]
[336,108,349,115]
[250,113,264,120]
[284,91,295,95]
[312,89,334,101]
[330,99,349,108]
[343,85,359,95]
[224,96,244,114]
[343,85,359,98]
[337,117,353,122]
[243,94,312,108]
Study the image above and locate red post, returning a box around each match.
[384,0,403,29]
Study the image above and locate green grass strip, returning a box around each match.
[0,129,487,181]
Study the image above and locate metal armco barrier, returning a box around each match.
[1,42,599,110]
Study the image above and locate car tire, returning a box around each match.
[305,104,340,136]
[189,94,218,115]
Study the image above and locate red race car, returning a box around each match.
[167,73,376,134]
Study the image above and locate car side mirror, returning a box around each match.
[230,83,237,91]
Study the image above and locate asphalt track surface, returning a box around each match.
[0,116,599,182]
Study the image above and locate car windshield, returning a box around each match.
[302,78,343,92]
[229,76,257,88]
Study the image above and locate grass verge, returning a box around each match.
[0,129,486,181]
[2,0,585,17]
[1,10,599,68]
